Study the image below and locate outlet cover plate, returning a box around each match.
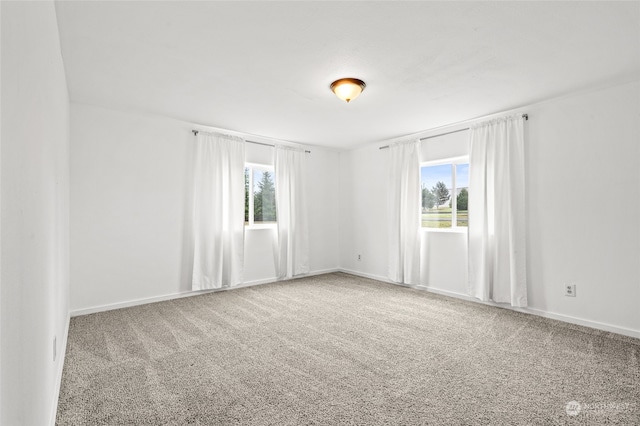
[565,283,576,297]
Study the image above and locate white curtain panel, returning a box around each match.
[192,132,246,290]
[275,146,309,279]
[468,115,527,307]
[388,140,421,285]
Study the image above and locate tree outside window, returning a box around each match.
[420,161,468,229]
[245,166,276,226]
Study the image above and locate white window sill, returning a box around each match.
[421,227,468,234]
[245,224,277,230]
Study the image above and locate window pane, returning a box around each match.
[244,168,250,224]
[253,169,276,223]
[456,164,469,227]
[421,164,452,228]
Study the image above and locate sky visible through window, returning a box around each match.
[421,164,469,191]
[253,169,266,193]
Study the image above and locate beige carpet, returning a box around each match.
[56,272,639,425]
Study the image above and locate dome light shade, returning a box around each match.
[330,78,366,103]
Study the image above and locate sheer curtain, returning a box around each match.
[192,132,246,290]
[275,146,309,279]
[388,140,421,285]
[468,115,527,307]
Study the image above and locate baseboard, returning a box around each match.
[303,268,341,278]
[338,269,640,339]
[522,307,640,339]
[70,266,639,337]
[338,268,393,284]
[70,268,340,317]
[49,311,71,426]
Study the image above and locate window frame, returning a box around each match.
[420,155,469,233]
[245,163,277,230]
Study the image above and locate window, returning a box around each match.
[245,165,276,226]
[421,157,468,229]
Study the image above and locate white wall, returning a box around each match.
[70,104,340,312]
[0,3,3,420]
[339,130,469,292]
[420,130,469,292]
[1,1,70,424]
[338,145,389,277]
[339,80,640,337]
[525,80,640,335]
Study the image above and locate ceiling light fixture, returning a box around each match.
[330,78,366,103]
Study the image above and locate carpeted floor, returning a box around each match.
[56,272,639,425]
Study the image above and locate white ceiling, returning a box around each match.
[55,1,640,149]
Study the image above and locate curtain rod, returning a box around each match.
[378,113,528,150]
[192,130,311,153]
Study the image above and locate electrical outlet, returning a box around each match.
[357,254,361,261]
[565,283,576,297]
[53,336,57,361]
